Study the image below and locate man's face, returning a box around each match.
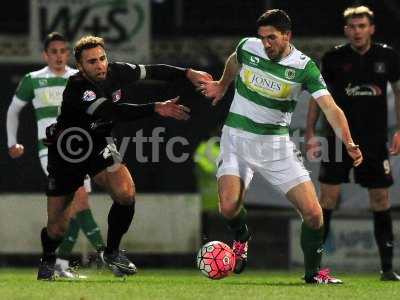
[43,41,69,73]
[344,16,374,50]
[77,46,108,82]
[258,25,291,61]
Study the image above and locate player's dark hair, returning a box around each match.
[74,36,105,62]
[256,9,292,32]
[43,32,67,51]
[343,6,374,24]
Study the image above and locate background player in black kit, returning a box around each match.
[37,35,213,280]
[306,6,400,280]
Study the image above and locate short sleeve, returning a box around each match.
[304,60,330,99]
[320,52,334,85]
[387,48,400,83]
[15,74,34,102]
[235,38,249,64]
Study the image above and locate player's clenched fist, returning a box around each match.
[9,144,24,159]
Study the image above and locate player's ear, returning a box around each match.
[282,30,291,42]
[42,50,48,63]
[370,24,375,35]
[76,62,83,72]
[285,30,292,41]
[344,25,350,38]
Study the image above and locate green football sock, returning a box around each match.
[301,222,324,279]
[58,218,80,257]
[224,206,250,242]
[76,209,105,251]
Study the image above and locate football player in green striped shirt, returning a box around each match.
[200,9,363,284]
[6,32,105,278]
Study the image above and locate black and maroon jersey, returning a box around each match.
[55,62,187,139]
[57,62,151,138]
[321,43,400,142]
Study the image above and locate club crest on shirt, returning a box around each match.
[82,90,96,102]
[285,68,296,80]
[112,89,122,102]
[374,62,386,74]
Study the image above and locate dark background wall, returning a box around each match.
[1,0,399,192]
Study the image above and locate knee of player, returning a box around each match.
[304,210,323,230]
[219,200,240,219]
[370,195,390,210]
[114,190,135,206]
[319,196,338,210]
[47,223,68,239]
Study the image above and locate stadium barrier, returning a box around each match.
[0,193,201,256]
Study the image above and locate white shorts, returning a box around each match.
[216,131,310,194]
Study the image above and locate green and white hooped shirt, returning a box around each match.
[224,37,329,139]
[14,66,78,153]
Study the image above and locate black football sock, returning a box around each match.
[41,227,63,263]
[224,206,250,242]
[373,209,394,272]
[106,200,135,255]
[322,209,333,243]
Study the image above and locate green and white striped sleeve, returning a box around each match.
[303,60,330,99]
[15,74,34,102]
[235,37,250,64]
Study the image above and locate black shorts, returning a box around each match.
[318,136,393,188]
[46,135,122,196]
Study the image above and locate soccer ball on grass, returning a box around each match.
[196,241,235,280]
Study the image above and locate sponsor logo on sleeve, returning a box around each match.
[82,90,96,102]
[249,56,260,65]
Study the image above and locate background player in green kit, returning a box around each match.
[6,32,105,278]
[199,9,363,284]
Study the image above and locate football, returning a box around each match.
[196,241,236,280]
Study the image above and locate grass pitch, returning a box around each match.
[0,268,399,300]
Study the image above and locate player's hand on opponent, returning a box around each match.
[198,81,228,106]
[389,130,400,155]
[155,96,190,120]
[186,69,213,87]
[346,142,363,167]
[9,144,25,158]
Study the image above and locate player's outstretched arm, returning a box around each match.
[87,96,190,122]
[155,96,190,120]
[315,94,363,167]
[199,52,240,106]
[144,64,212,88]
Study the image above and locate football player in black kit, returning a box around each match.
[306,6,400,280]
[37,35,213,280]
